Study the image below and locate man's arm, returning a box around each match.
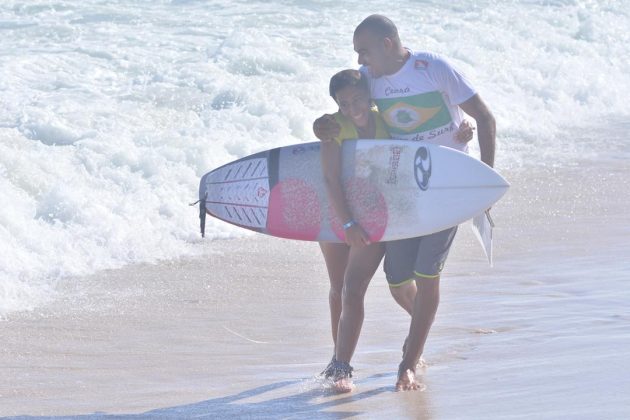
[459,94,496,167]
[313,114,341,142]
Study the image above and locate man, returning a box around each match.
[313,15,496,391]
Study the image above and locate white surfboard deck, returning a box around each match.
[198,139,509,242]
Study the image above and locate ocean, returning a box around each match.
[1,2,629,417]
[1,0,628,316]
[0,1,630,314]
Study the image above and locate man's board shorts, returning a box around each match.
[384,226,458,286]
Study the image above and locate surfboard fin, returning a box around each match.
[472,210,494,266]
[199,193,207,238]
[189,193,207,238]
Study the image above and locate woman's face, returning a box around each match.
[335,85,372,129]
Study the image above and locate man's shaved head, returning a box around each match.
[353,15,405,77]
[354,14,400,45]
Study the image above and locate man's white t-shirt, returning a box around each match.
[361,50,476,152]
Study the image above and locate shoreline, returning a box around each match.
[1,160,629,418]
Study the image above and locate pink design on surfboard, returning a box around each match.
[267,179,321,240]
[330,177,388,242]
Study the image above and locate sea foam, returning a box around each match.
[1,0,629,314]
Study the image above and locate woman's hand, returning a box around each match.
[344,223,372,247]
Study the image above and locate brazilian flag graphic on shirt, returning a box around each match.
[375,91,451,136]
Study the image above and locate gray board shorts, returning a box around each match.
[384,226,458,287]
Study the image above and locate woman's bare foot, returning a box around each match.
[323,360,355,393]
[320,355,336,377]
[332,376,355,393]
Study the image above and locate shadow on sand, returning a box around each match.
[4,374,397,419]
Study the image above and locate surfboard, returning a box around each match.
[198,139,509,242]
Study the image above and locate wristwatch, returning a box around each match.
[342,220,357,230]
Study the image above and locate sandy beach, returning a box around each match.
[2,1,630,418]
[1,157,629,419]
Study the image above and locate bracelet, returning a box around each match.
[342,220,357,230]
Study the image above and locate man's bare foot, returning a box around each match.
[416,357,427,369]
[395,368,425,392]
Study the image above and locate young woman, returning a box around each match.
[318,69,411,392]
[317,69,473,392]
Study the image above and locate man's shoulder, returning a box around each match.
[410,50,439,60]
[408,50,449,70]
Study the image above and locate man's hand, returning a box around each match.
[313,114,341,142]
[455,119,475,143]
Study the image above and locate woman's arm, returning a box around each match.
[320,140,371,247]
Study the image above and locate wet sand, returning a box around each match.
[1,159,629,419]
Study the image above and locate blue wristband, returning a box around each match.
[342,220,357,230]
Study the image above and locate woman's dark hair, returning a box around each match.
[328,69,369,100]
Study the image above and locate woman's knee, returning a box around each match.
[342,282,367,306]
[329,285,342,303]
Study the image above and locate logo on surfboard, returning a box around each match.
[257,186,268,198]
[414,146,432,191]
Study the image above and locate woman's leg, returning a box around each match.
[319,242,350,348]
[335,243,385,364]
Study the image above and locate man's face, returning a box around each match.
[353,30,389,78]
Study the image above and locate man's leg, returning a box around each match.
[393,227,458,391]
[384,237,422,357]
[389,281,417,316]
[396,276,440,391]
[389,280,418,359]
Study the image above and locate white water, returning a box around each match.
[1,0,629,314]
